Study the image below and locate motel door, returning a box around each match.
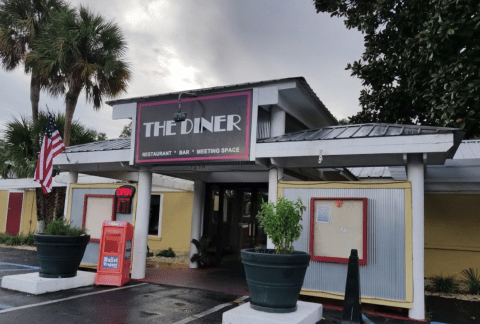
[205,184,268,265]
[6,192,23,235]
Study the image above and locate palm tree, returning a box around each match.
[0,0,68,123]
[26,6,131,146]
[0,111,99,179]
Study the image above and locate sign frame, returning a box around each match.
[309,197,368,265]
[135,91,252,164]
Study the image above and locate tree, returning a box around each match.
[26,5,131,146]
[119,121,131,138]
[0,111,98,179]
[314,0,480,138]
[0,0,68,123]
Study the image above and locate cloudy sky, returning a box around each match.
[0,0,365,140]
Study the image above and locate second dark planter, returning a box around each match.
[241,248,311,313]
[34,234,90,278]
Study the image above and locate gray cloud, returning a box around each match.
[0,0,364,139]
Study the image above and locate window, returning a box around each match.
[83,195,116,242]
[148,194,163,236]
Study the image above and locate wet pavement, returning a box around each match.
[1,246,480,323]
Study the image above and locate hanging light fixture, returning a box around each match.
[174,91,197,122]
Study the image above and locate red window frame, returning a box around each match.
[82,194,116,243]
[309,197,368,265]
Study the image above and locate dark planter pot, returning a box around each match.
[34,234,90,278]
[241,248,311,313]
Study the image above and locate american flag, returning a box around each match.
[34,114,66,194]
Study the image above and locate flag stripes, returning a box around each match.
[34,114,66,194]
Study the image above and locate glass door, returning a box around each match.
[204,184,268,265]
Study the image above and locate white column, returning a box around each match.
[271,106,285,136]
[407,154,425,320]
[267,168,278,249]
[63,171,78,218]
[267,106,286,249]
[131,168,152,279]
[189,180,205,268]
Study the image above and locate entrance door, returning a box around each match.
[204,184,268,265]
[6,192,23,235]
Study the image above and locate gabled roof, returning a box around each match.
[106,76,338,126]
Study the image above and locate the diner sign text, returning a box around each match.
[135,92,251,163]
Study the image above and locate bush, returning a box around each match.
[21,234,35,246]
[0,233,36,246]
[256,197,306,254]
[5,235,22,246]
[460,268,480,295]
[0,233,8,244]
[432,275,456,293]
[43,219,86,236]
[157,247,176,258]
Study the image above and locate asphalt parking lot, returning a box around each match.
[3,246,472,324]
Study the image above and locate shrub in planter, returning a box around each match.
[241,197,310,313]
[34,218,90,278]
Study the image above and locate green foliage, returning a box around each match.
[314,0,480,139]
[157,247,176,258]
[460,268,480,294]
[26,5,131,146]
[0,0,69,122]
[0,111,99,178]
[21,233,35,246]
[432,275,456,293]
[190,235,215,268]
[119,121,132,138]
[43,218,86,236]
[0,233,35,246]
[256,197,306,254]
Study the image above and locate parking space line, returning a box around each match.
[172,296,249,324]
[0,262,40,270]
[0,283,149,314]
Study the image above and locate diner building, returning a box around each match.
[52,77,468,320]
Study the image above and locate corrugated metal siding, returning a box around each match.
[65,138,131,153]
[70,187,134,265]
[259,123,458,143]
[283,187,406,301]
[453,140,480,159]
[257,108,271,140]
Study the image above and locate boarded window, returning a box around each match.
[83,195,116,242]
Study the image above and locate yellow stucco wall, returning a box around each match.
[19,190,37,235]
[0,190,8,233]
[147,191,193,252]
[425,194,480,277]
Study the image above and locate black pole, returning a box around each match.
[341,249,363,324]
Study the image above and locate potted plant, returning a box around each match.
[241,197,310,313]
[34,218,90,278]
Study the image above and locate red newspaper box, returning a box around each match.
[95,221,134,286]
